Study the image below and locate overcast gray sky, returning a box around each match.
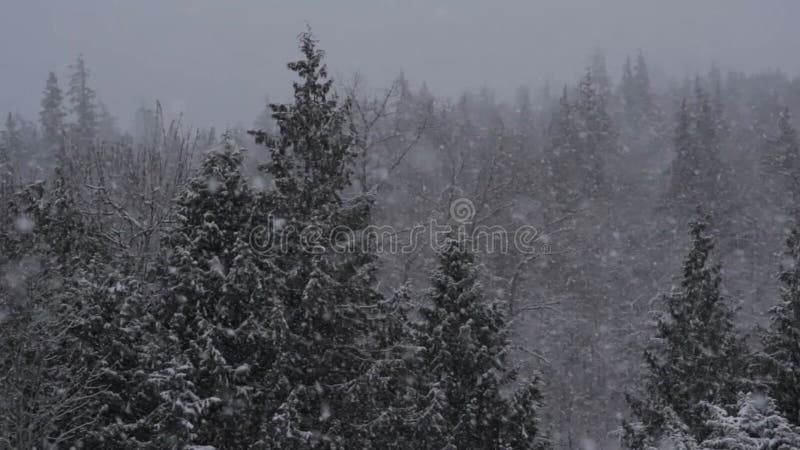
[1,0,798,130]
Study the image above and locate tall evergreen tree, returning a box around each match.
[624,215,748,446]
[0,143,12,199]
[2,113,21,164]
[708,64,726,133]
[621,56,636,114]
[779,109,800,206]
[541,87,581,213]
[621,51,653,132]
[249,31,412,448]
[759,226,800,426]
[589,49,613,101]
[575,69,615,195]
[152,138,283,448]
[67,54,97,147]
[96,101,118,142]
[668,99,697,204]
[633,52,651,110]
[0,114,19,194]
[40,71,66,149]
[413,238,543,449]
[667,87,728,211]
[763,108,800,211]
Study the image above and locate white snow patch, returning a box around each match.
[234,364,251,378]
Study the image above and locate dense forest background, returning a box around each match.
[3,28,800,449]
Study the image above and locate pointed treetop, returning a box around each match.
[250,30,355,213]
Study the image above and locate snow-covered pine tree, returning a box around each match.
[759,226,800,426]
[152,137,283,448]
[700,392,800,449]
[657,409,700,450]
[40,71,66,150]
[73,271,166,450]
[413,238,543,449]
[249,31,414,448]
[624,214,748,446]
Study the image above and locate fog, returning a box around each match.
[5,2,800,449]
[2,0,798,129]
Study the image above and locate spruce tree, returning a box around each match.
[96,101,118,142]
[152,138,283,448]
[249,31,412,448]
[760,226,800,425]
[2,113,21,166]
[589,49,613,101]
[0,145,11,199]
[75,272,166,449]
[67,54,98,147]
[633,52,652,113]
[668,99,698,205]
[621,51,653,132]
[575,69,614,197]
[694,86,724,193]
[778,109,800,205]
[541,87,580,213]
[624,215,748,445]
[0,116,17,197]
[413,238,543,449]
[762,108,800,211]
[668,85,728,212]
[621,56,636,118]
[40,71,66,149]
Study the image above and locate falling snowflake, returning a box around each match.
[14,216,34,233]
[320,403,331,421]
[207,176,222,193]
[251,175,268,192]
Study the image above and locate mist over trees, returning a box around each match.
[2,26,800,449]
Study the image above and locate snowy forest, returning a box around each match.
[4,9,800,450]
